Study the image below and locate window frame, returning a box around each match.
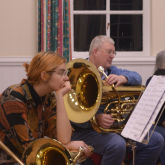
[70,0,151,59]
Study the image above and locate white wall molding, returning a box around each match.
[0,56,32,66]
[0,56,155,92]
[0,57,32,92]
[113,56,155,65]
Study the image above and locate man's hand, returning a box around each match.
[105,74,128,87]
[96,114,114,129]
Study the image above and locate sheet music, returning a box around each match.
[121,75,165,143]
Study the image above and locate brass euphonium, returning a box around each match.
[90,66,145,133]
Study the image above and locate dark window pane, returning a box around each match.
[110,15,142,51]
[110,0,142,10]
[74,0,106,10]
[74,15,106,51]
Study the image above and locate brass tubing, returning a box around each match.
[0,140,24,165]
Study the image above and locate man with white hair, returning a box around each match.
[89,35,142,86]
[71,35,164,165]
[146,50,165,85]
[146,50,165,165]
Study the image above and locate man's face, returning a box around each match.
[94,41,116,70]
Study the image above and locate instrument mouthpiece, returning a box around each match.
[98,66,108,78]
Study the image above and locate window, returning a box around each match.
[70,0,150,59]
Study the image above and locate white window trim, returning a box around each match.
[70,0,151,59]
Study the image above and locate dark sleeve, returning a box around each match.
[145,76,152,86]
[156,103,165,126]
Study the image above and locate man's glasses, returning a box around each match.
[103,49,116,56]
[47,69,69,76]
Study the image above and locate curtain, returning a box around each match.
[38,0,72,61]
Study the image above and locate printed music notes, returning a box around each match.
[121,75,165,143]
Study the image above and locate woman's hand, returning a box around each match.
[65,141,93,157]
[56,81,71,97]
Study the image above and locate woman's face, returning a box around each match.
[47,63,69,91]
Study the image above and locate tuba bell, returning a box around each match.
[64,59,102,123]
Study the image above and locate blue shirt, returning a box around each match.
[105,65,142,85]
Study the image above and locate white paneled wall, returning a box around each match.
[0,56,155,93]
[0,57,31,93]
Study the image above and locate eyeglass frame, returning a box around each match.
[47,69,69,76]
[102,49,117,57]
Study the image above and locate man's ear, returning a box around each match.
[93,48,98,56]
[41,71,49,81]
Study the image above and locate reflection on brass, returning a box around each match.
[91,85,145,133]
[64,59,102,123]
[22,138,86,165]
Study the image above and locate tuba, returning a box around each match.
[22,138,86,165]
[0,138,85,165]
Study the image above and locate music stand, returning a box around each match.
[121,75,165,165]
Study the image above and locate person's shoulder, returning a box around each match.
[109,65,119,71]
[110,65,118,69]
[1,82,26,103]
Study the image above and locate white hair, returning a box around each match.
[89,35,115,56]
[155,50,165,70]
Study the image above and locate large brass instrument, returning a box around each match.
[0,136,86,165]
[22,138,85,165]
[64,59,145,133]
[91,84,145,133]
[64,59,102,123]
